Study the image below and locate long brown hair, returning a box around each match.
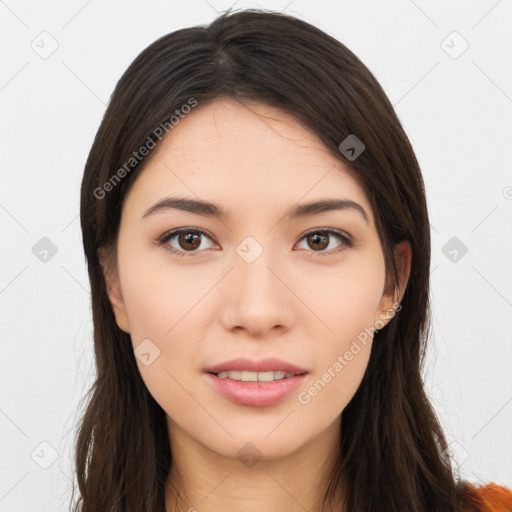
[74,8,470,511]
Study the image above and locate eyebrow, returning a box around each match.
[143,196,370,225]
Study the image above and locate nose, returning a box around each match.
[218,242,295,338]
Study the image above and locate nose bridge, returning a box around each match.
[234,233,283,297]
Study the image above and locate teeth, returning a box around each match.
[215,370,295,381]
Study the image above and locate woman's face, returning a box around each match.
[103,97,408,461]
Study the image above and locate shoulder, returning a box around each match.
[460,481,512,512]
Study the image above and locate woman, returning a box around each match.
[73,8,511,512]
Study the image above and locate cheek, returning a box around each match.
[295,254,385,412]
[117,239,193,341]
[118,262,204,420]
[123,278,178,342]
[116,246,215,404]
[297,343,372,427]
[300,250,385,343]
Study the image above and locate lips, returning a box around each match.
[204,371,308,407]
[204,357,308,376]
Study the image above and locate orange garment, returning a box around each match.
[462,482,512,512]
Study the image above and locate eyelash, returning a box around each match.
[156,227,353,258]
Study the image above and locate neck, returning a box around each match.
[164,417,346,512]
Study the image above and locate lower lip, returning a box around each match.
[204,372,307,407]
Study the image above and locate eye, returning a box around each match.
[156,227,353,258]
[295,229,353,256]
[156,228,217,257]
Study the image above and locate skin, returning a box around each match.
[101,97,411,512]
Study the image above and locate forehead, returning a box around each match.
[123,98,374,227]
[155,97,341,169]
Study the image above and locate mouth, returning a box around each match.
[204,370,308,407]
[208,370,307,382]
[204,356,309,377]
[203,357,309,406]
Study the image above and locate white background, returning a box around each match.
[1,0,511,510]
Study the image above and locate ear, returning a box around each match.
[98,246,131,334]
[374,240,412,328]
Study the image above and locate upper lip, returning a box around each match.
[204,357,308,375]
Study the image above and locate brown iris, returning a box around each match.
[179,232,201,250]
[307,233,329,251]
